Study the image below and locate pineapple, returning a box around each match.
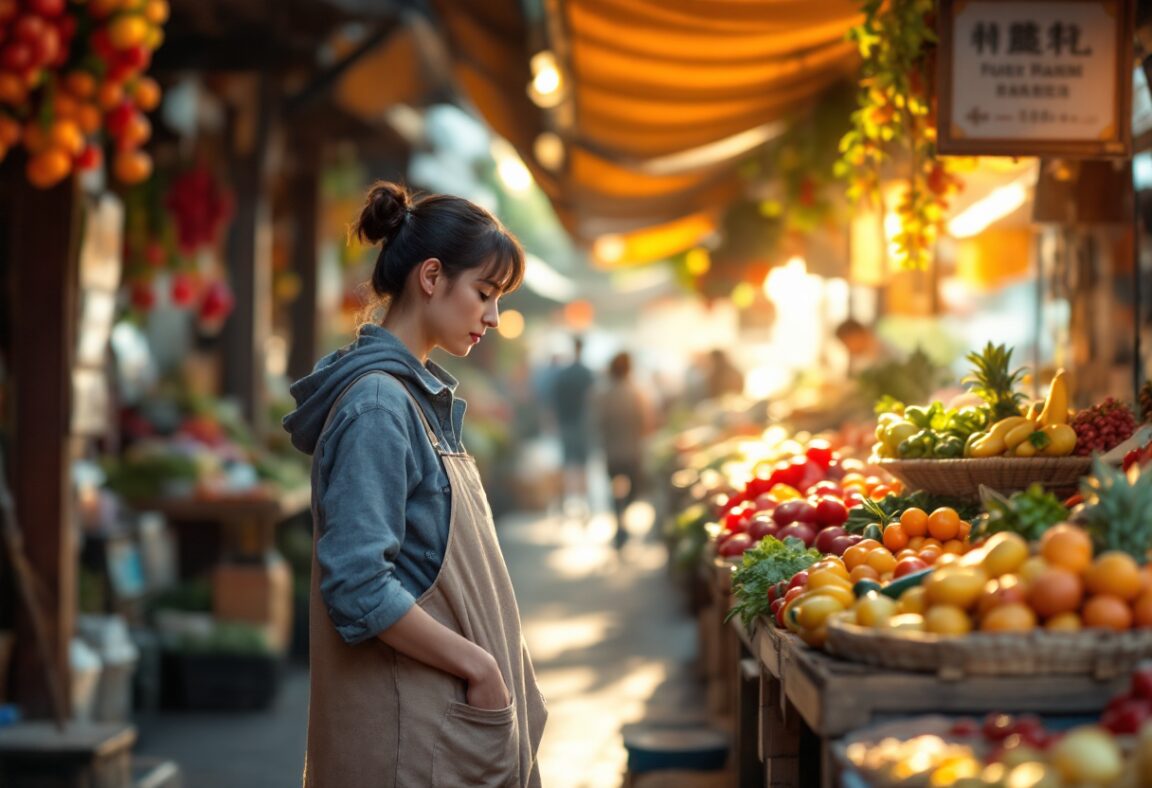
[962,342,1026,422]
[1074,458,1152,561]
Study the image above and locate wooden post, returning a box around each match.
[287,140,320,382]
[5,167,80,720]
[222,71,276,435]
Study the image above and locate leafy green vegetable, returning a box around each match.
[973,483,1069,542]
[726,537,821,630]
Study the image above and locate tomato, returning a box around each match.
[112,148,152,184]
[0,0,17,25]
[813,497,848,526]
[1132,667,1152,700]
[983,713,1016,742]
[108,14,150,50]
[1,40,35,73]
[144,0,169,25]
[75,144,102,172]
[29,0,65,16]
[805,440,834,469]
[949,718,980,737]
[25,146,71,189]
[716,532,751,557]
[48,119,83,156]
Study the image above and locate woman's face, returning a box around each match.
[429,265,503,357]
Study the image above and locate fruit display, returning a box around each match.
[1070,397,1138,456]
[873,402,988,459]
[0,0,168,188]
[844,522,1152,637]
[963,369,1076,458]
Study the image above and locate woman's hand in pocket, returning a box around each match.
[466,652,511,710]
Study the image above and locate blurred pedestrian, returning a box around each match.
[551,335,595,519]
[705,348,745,399]
[283,181,546,787]
[595,351,655,547]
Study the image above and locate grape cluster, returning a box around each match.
[1071,397,1137,456]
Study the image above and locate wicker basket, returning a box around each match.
[825,613,1152,680]
[874,456,1092,500]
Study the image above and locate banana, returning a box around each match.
[1038,369,1069,426]
[968,416,1033,457]
[1004,421,1040,451]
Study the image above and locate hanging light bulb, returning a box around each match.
[528,50,566,109]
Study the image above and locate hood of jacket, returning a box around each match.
[282,324,459,455]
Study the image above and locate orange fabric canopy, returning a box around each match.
[432,0,862,255]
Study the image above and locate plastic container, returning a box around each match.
[77,614,140,723]
[70,637,102,722]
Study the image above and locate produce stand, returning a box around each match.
[744,617,1134,787]
[133,484,311,654]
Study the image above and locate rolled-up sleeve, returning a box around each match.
[316,407,418,643]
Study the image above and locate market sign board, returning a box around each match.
[938,0,1133,158]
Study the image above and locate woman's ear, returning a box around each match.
[416,258,442,297]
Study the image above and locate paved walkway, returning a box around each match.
[132,502,707,787]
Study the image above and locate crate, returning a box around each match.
[163,652,282,711]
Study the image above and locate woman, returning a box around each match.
[283,181,547,787]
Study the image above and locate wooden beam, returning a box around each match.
[221,72,276,436]
[4,161,80,720]
[287,141,321,382]
[283,19,402,117]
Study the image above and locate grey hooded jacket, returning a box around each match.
[282,325,466,644]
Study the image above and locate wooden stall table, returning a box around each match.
[765,631,1131,788]
[135,484,311,652]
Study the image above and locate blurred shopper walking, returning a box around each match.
[551,335,596,520]
[283,181,546,787]
[594,352,656,548]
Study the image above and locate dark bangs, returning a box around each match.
[477,227,526,295]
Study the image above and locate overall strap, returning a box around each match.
[319,370,445,452]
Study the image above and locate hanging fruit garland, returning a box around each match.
[121,161,236,330]
[0,0,167,189]
[835,0,969,270]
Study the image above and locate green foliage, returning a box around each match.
[102,450,199,501]
[836,0,964,270]
[726,537,821,630]
[1076,458,1152,561]
[855,347,948,414]
[974,484,1070,541]
[962,342,1027,421]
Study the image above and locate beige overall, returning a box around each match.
[304,373,547,787]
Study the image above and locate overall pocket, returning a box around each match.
[431,698,520,787]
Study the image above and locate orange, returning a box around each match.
[1083,552,1143,601]
[900,508,928,538]
[927,507,961,541]
[869,484,892,500]
[1133,591,1152,628]
[1018,556,1050,585]
[942,540,967,555]
[850,564,880,583]
[843,544,873,571]
[976,574,1028,620]
[1082,594,1133,631]
[1039,524,1093,574]
[924,605,973,636]
[1027,567,1084,619]
[958,521,972,542]
[918,546,942,565]
[866,548,898,575]
[980,603,1038,632]
[882,524,909,552]
[907,536,925,551]
[1045,612,1083,632]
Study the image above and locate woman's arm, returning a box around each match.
[378,606,511,709]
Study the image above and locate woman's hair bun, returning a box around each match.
[353,181,413,245]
